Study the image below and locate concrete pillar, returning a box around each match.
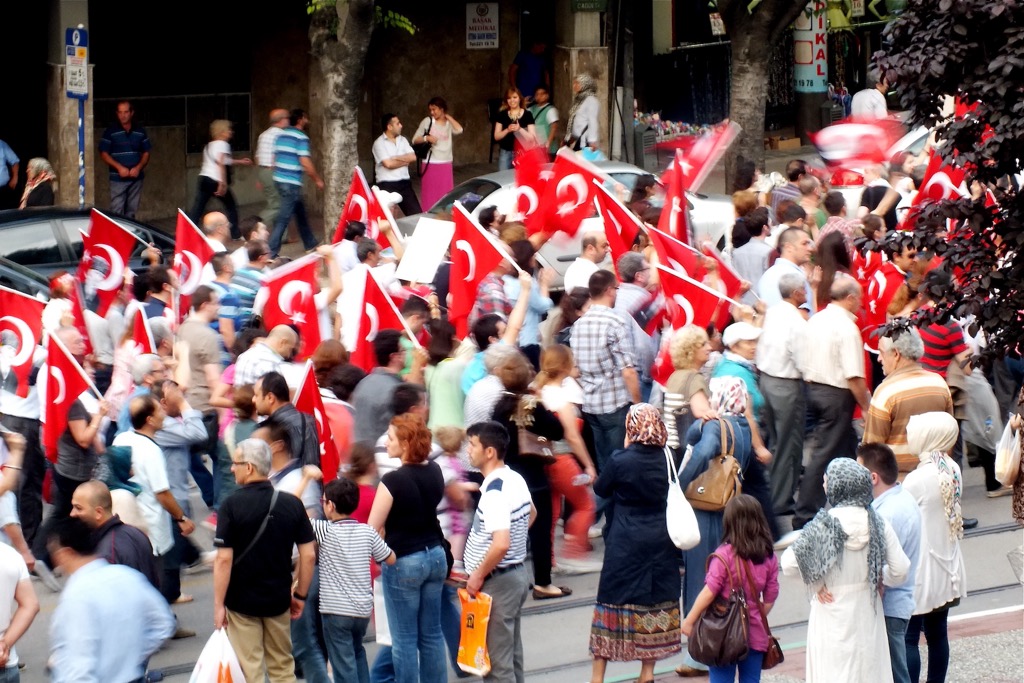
[793,0,828,143]
[553,0,608,153]
[46,0,93,208]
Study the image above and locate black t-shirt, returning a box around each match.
[380,462,445,557]
[496,110,536,152]
[215,480,315,617]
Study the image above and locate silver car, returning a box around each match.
[394,161,734,290]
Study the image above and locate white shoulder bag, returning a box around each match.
[665,446,700,550]
[995,420,1021,486]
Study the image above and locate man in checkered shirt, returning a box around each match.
[569,270,640,477]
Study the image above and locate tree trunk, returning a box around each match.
[726,32,772,188]
[310,0,376,236]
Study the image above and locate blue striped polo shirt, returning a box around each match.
[272,127,310,186]
[99,124,152,180]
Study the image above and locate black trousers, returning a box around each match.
[794,382,856,529]
[376,179,422,217]
[1,414,44,547]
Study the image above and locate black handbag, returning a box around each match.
[412,120,433,175]
[687,553,750,667]
[741,558,784,669]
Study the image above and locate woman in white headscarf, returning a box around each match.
[564,74,600,153]
[902,412,966,683]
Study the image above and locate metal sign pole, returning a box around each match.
[65,25,89,209]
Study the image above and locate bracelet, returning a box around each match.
[293,591,307,601]
[176,516,187,523]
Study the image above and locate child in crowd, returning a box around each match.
[681,495,780,683]
[313,477,395,683]
[344,443,379,525]
[433,426,477,572]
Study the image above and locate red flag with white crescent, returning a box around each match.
[128,302,156,355]
[514,145,552,234]
[647,225,703,279]
[535,148,605,237]
[592,181,641,275]
[259,255,322,361]
[172,210,216,318]
[658,149,690,243]
[0,286,45,398]
[448,202,509,339]
[677,121,740,193]
[698,242,743,300]
[331,168,397,250]
[294,360,341,484]
[352,269,407,372]
[897,151,969,232]
[657,265,729,331]
[811,117,904,168]
[65,280,93,358]
[42,334,93,463]
[79,209,138,317]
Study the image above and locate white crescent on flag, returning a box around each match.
[351,195,369,224]
[94,244,126,292]
[0,316,34,367]
[51,367,66,404]
[515,186,539,217]
[556,173,588,216]
[920,171,968,201]
[364,303,380,342]
[177,250,205,296]
[672,294,695,327]
[279,281,312,325]
[455,239,476,281]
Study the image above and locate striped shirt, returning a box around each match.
[272,127,311,186]
[311,519,392,617]
[916,320,967,380]
[99,124,151,180]
[863,363,954,472]
[464,467,532,574]
[256,125,284,167]
[802,303,864,389]
[229,266,264,327]
[570,304,636,415]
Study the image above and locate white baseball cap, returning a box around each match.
[722,322,762,348]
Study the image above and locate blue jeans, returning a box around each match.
[291,569,330,683]
[381,546,448,683]
[886,616,911,683]
[323,613,370,683]
[0,666,19,683]
[441,582,471,677]
[271,182,318,255]
[370,645,394,683]
[109,178,144,219]
[709,650,763,683]
[497,149,515,171]
[906,607,949,683]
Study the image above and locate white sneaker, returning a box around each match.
[773,530,801,551]
[556,557,603,575]
[587,525,604,540]
[184,550,217,575]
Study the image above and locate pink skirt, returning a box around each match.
[420,160,454,211]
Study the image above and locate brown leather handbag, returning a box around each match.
[687,553,750,667]
[514,395,555,460]
[685,418,742,511]
[740,556,784,669]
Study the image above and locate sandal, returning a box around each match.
[532,586,573,600]
[173,594,194,604]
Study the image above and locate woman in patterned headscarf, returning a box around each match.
[781,457,910,682]
[902,411,966,683]
[564,73,600,152]
[589,404,681,683]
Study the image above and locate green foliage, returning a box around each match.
[877,0,1024,355]
[306,0,417,34]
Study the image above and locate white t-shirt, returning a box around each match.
[372,134,414,183]
[0,542,29,667]
[851,88,888,119]
[463,466,533,574]
[200,140,233,182]
[563,258,600,294]
[539,377,584,413]
[115,430,173,556]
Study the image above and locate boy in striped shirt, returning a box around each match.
[313,477,395,682]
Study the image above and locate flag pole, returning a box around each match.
[453,202,526,276]
[655,264,745,310]
[48,331,103,399]
[93,208,153,251]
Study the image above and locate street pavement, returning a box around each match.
[15,457,1023,682]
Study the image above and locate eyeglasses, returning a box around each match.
[230,460,250,468]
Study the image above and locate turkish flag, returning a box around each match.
[898,152,969,231]
[657,265,730,330]
[294,361,341,483]
[127,301,156,355]
[593,181,641,275]
[513,145,551,234]
[0,286,45,398]
[647,225,704,279]
[79,209,138,317]
[330,168,397,250]
[172,210,217,316]
[65,280,93,358]
[448,202,509,338]
[651,341,675,388]
[42,334,94,463]
[259,254,322,361]
[658,149,690,243]
[535,148,605,237]
[352,269,407,372]
[811,117,904,168]
[677,121,740,193]
[699,242,743,300]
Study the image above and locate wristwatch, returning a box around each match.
[176,516,186,523]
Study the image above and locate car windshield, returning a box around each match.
[63,217,153,260]
[428,179,502,215]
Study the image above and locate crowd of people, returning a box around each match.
[0,134,1020,683]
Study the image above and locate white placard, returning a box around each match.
[467,3,499,50]
[394,217,456,283]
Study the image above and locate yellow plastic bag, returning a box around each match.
[457,588,492,676]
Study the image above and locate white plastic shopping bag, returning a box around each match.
[189,628,245,683]
[373,576,392,647]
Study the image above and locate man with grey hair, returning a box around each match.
[233,325,298,387]
[256,109,290,232]
[213,437,316,682]
[464,343,525,426]
[863,326,954,473]
[614,252,658,401]
[756,272,809,523]
[794,276,870,530]
[114,353,167,436]
[851,72,889,119]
